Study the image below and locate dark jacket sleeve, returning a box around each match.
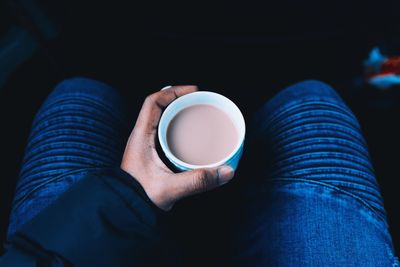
[0,168,167,267]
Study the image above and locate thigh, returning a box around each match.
[228,80,398,266]
[7,77,130,239]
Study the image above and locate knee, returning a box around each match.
[284,80,338,97]
[275,80,346,107]
[257,80,351,121]
[44,77,122,107]
[48,77,119,101]
[251,80,358,140]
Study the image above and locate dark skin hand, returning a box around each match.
[121,85,235,211]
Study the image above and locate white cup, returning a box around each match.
[158,91,246,171]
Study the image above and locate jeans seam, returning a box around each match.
[385,243,400,266]
[268,177,388,228]
[12,167,104,211]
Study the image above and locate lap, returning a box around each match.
[5,78,398,266]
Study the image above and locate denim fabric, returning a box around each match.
[6,78,399,266]
[6,77,130,239]
[229,80,399,266]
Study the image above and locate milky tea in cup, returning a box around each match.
[158,91,245,171]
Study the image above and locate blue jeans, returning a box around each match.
[6,78,399,266]
[228,81,399,266]
[7,78,130,238]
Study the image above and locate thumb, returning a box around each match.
[173,165,235,199]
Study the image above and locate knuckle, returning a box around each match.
[193,171,213,191]
[145,92,163,107]
[145,94,155,104]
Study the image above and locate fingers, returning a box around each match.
[172,165,235,200]
[135,85,198,139]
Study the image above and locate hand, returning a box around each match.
[121,85,235,211]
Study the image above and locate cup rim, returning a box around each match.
[158,91,246,170]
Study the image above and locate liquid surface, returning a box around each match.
[167,104,239,165]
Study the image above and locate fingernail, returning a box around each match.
[218,166,235,185]
[160,85,172,91]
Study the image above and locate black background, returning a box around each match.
[1,0,400,263]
